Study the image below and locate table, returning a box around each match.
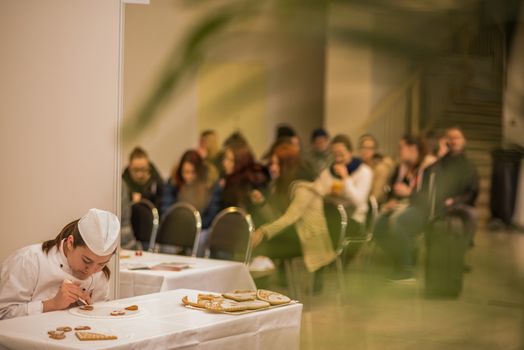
[119,250,256,298]
[0,289,302,350]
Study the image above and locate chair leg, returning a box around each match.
[305,269,314,313]
[335,256,346,303]
[283,259,297,300]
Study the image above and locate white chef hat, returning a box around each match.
[78,208,120,256]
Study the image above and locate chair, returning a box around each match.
[153,202,202,256]
[343,196,379,267]
[130,199,159,251]
[323,201,349,299]
[344,195,379,245]
[206,207,254,264]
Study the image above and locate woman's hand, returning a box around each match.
[332,164,349,179]
[43,280,87,312]
[131,192,142,203]
[382,199,399,212]
[251,229,265,248]
[249,190,265,205]
[393,183,412,197]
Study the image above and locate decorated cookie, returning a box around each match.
[110,310,126,316]
[75,331,117,341]
[222,290,257,302]
[56,326,72,332]
[48,330,66,340]
[256,289,291,305]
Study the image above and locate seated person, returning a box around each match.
[196,130,220,186]
[0,209,119,319]
[316,134,373,237]
[261,124,302,163]
[162,150,221,256]
[251,143,336,273]
[357,134,396,205]
[220,139,269,212]
[250,144,310,260]
[304,128,333,177]
[210,138,268,260]
[122,146,164,214]
[419,127,479,245]
[374,135,435,281]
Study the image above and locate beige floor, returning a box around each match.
[260,228,524,349]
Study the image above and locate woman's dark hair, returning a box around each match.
[273,143,315,198]
[227,144,256,174]
[222,144,268,208]
[172,150,208,188]
[262,136,295,161]
[42,220,111,279]
[223,131,248,149]
[276,124,297,139]
[424,129,444,156]
[401,134,427,168]
[129,146,149,163]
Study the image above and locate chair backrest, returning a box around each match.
[324,201,348,256]
[365,195,379,234]
[154,202,202,256]
[131,199,159,250]
[207,207,254,264]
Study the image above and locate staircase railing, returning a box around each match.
[360,67,424,157]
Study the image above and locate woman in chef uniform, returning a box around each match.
[0,208,120,319]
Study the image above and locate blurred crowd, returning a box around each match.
[121,124,479,283]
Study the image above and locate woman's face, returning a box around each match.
[358,138,376,164]
[399,140,418,165]
[222,148,235,175]
[269,154,280,180]
[331,143,351,165]
[128,157,151,185]
[65,236,112,280]
[181,161,196,185]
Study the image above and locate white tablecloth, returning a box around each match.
[0,289,302,350]
[118,250,256,298]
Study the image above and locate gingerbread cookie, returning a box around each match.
[182,295,212,309]
[124,305,138,311]
[241,300,271,310]
[205,299,248,313]
[74,326,91,331]
[197,293,222,301]
[222,290,257,302]
[56,326,72,332]
[79,305,94,311]
[48,330,65,340]
[256,289,291,305]
[110,310,126,316]
[75,331,117,341]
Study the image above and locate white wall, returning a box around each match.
[0,0,122,279]
[503,3,524,148]
[123,0,325,176]
[324,3,412,157]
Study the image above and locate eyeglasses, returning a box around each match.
[129,167,151,174]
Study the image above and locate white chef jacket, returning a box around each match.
[316,164,373,223]
[0,240,110,319]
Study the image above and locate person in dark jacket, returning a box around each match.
[374,135,433,282]
[417,127,479,244]
[122,147,165,214]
